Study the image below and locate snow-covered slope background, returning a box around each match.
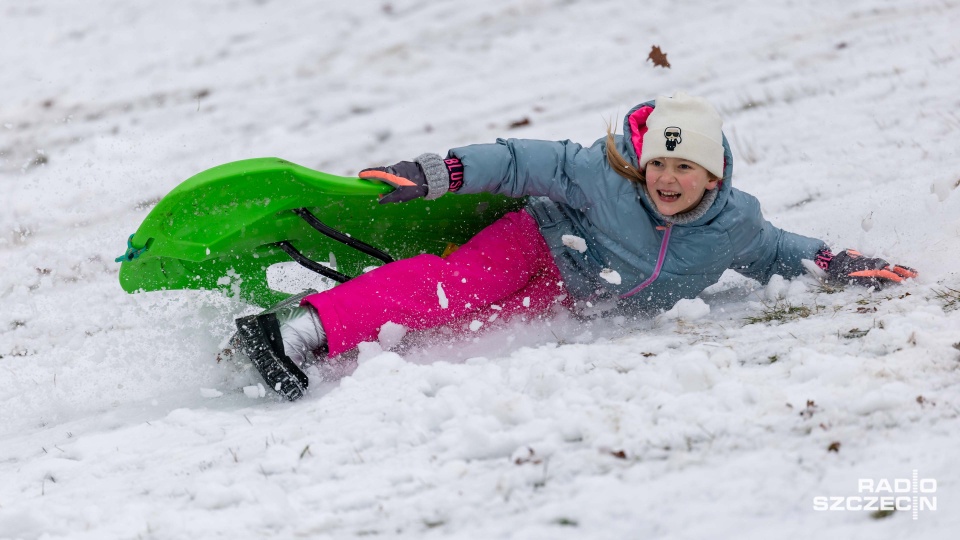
[2,0,959,538]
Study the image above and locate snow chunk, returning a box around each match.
[522,297,531,307]
[352,349,406,379]
[357,341,384,363]
[764,274,788,301]
[658,298,710,321]
[469,320,483,332]
[199,388,222,398]
[561,234,587,253]
[599,268,621,285]
[437,282,449,309]
[243,384,266,399]
[378,321,407,350]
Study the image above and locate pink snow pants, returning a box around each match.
[302,209,568,357]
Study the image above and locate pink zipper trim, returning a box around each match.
[621,224,672,299]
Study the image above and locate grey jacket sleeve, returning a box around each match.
[726,191,828,283]
[448,137,602,210]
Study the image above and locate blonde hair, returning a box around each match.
[605,126,646,185]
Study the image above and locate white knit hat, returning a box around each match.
[639,92,724,178]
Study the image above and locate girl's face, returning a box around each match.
[644,157,719,216]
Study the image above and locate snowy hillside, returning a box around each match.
[2,0,959,538]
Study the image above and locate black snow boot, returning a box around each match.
[234,313,310,401]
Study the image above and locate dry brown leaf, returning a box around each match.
[648,45,671,68]
[514,447,542,465]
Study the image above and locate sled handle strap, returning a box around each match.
[293,208,396,265]
[276,241,352,283]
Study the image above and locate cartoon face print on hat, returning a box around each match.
[664,127,682,151]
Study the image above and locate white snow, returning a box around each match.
[561,234,588,253]
[599,268,622,285]
[199,388,223,399]
[437,282,449,309]
[2,0,960,538]
[377,321,407,351]
[657,297,711,322]
[242,384,266,399]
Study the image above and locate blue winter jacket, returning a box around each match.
[448,100,827,313]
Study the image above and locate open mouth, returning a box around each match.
[656,190,681,202]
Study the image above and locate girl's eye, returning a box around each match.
[678,163,692,169]
[650,160,663,167]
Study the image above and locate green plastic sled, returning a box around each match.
[117,158,524,308]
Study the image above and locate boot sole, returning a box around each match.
[235,314,309,401]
